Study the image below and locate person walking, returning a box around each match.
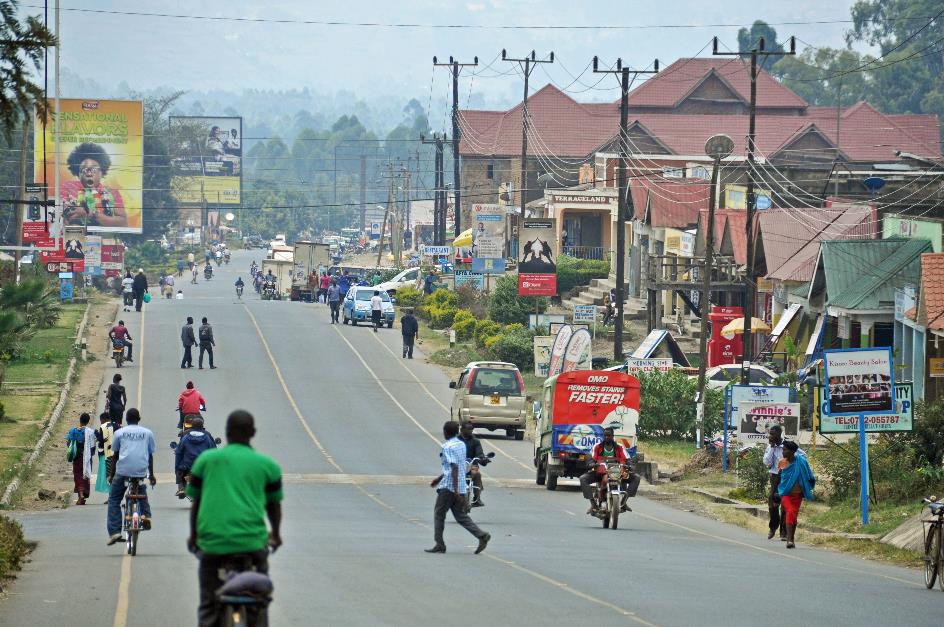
[177,258,185,277]
[777,440,816,549]
[370,290,383,333]
[181,316,196,368]
[327,280,341,324]
[401,307,418,359]
[121,271,134,312]
[95,411,116,495]
[187,410,283,626]
[338,272,351,301]
[105,373,127,426]
[187,251,195,272]
[763,425,787,541]
[132,269,148,312]
[198,317,216,369]
[319,272,331,304]
[66,412,95,505]
[425,421,490,555]
[163,272,175,299]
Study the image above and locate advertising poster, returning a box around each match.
[547,324,573,378]
[625,358,673,375]
[34,99,144,233]
[823,347,895,415]
[169,116,242,205]
[550,371,640,456]
[562,328,593,373]
[737,402,800,443]
[573,304,596,323]
[727,385,793,430]
[472,203,505,261]
[41,228,85,272]
[471,257,505,274]
[22,183,55,244]
[101,243,124,278]
[84,235,102,276]
[454,270,484,290]
[817,383,913,433]
[518,218,557,296]
[533,336,553,377]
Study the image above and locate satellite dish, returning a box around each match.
[705,134,734,160]
[862,177,886,195]
[224,212,235,221]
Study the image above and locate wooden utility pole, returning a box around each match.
[422,132,448,245]
[377,162,393,267]
[359,154,367,232]
[593,57,659,361]
[433,55,477,235]
[713,36,795,384]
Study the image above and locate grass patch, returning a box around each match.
[429,345,483,370]
[804,535,923,567]
[638,438,696,469]
[804,499,918,536]
[0,393,56,488]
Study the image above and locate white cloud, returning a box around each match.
[466,2,486,11]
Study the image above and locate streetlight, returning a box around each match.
[695,134,734,449]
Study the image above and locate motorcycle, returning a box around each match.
[590,462,631,530]
[464,452,495,512]
[111,338,125,368]
[169,412,220,499]
[236,284,244,299]
[204,267,213,281]
[224,252,231,265]
[262,283,276,300]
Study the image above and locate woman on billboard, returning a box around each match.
[61,143,128,227]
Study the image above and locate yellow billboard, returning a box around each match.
[169,116,241,205]
[34,99,144,233]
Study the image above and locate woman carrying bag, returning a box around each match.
[777,440,816,549]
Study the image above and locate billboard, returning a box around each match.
[518,218,557,296]
[817,382,913,433]
[737,402,800,444]
[34,99,144,233]
[823,347,895,415]
[169,116,242,205]
[472,203,504,262]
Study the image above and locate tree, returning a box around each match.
[773,48,874,106]
[0,1,55,139]
[737,20,784,54]
[139,92,186,237]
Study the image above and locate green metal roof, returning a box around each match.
[789,281,811,297]
[821,238,931,310]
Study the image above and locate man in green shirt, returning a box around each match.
[187,410,283,626]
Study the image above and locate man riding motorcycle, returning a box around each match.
[459,422,487,507]
[177,381,207,429]
[579,427,640,515]
[109,320,133,362]
[235,276,245,297]
[174,416,217,498]
[204,262,213,280]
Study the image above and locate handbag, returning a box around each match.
[143,292,151,303]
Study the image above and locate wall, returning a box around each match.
[883,215,943,252]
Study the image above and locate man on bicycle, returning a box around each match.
[187,410,283,626]
[107,408,156,545]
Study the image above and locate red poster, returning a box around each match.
[101,244,124,278]
[518,273,556,296]
[40,241,85,272]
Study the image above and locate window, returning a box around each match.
[486,164,494,179]
[470,368,522,396]
[355,290,391,302]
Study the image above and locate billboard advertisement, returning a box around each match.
[41,228,85,272]
[472,203,504,262]
[34,99,144,233]
[169,116,242,205]
[547,324,573,378]
[562,328,592,372]
[518,218,557,296]
[817,382,913,433]
[737,402,800,444]
[823,347,895,415]
[21,183,54,245]
[533,336,553,377]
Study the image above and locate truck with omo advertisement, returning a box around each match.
[534,370,640,490]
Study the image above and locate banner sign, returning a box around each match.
[727,385,793,430]
[41,229,85,272]
[84,235,102,276]
[422,245,451,256]
[823,347,895,415]
[22,183,52,244]
[562,328,592,373]
[518,218,557,296]
[471,257,505,274]
[35,99,144,233]
[370,222,381,240]
[547,324,573,378]
[625,358,673,374]
[101,243,124,278]
[454,270,484,290]
[533,336,553,377]
[737,402,800,443]
[817,382,913,433]
[169,116,242,205]
[573,304,596,323]
[472,203,505,260]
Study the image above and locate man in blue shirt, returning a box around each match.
[106,408,156,545]
[426,421,490,554]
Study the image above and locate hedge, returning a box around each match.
[557,255,610,296]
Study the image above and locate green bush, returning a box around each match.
[124,241,168,271]
[0,514,27,579]
[455,284,489,319]
[474,319,502,348]
[452,309,476,341]
[636,370,723,439]
[904,400,944,466]
[738,446,770,501]
[426,304,458,328]
[487,327,535,370]
[488,274,547,325]
[483,335,502,351]
[395,286,424,308]
[556,254,610,296]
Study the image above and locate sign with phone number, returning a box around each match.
[816,382,913,433]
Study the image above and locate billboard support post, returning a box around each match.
[859,412,869,525]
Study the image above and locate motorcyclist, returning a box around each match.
[459,422,487,507]
[109,319,133,362]
[579,427,639,514]
[235,276,245,295]
[264,269,276,285]
[204,262,213,279]
[174,416,217,498]
[177,381,207,429]
[214,249,222,266]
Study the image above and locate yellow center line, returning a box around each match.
[367,330,533,472]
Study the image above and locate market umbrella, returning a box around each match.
[452,228,474,248]
[720,317,771,336]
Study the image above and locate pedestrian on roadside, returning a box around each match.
[181,316,196,368]
[777,440,816,549]
[132,268,148,312]
[327,280,341,324]
[370,290,383,332]
[66,412,95,505]
[121,271,134,312]
[763,425,787,541]
[426,421,490,554]
[164,272,175,299]
[423,269,436,295]
[401,307,418,359]
[198,316,216,369]
[177,258,185,277]
[187,251,195,272]
[105,373,127,426]
[319,272,331,304]
[95,411,116,495]
[371,270,382,286]
[339,272,351,300]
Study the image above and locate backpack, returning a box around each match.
[199,325,211,342]
[66,428,80,462]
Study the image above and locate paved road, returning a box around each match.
[2,250,939,626]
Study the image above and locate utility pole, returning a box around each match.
[593,57,659,361]
[359,155,367,232]
[377,161,393,268]
[713,36,795,385]
[422,132,448,245]
[434,55,477,236]
[502,50,554,220]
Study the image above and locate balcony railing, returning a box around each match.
[562,246,609,261]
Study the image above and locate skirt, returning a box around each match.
[95,454,110,493]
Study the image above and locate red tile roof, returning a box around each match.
[921,253,944,330]
[634,179,709,228]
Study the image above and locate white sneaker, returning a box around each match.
[107,533,125,545]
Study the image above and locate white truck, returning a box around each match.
[292,241,331,301]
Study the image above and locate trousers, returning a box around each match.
[181,345,193,368]
[402,337,415,358]
[768,473,787,537]
[433,489,486,547]
[107,475,151,536]
[199,343,214,368]
[329,301,340,322]
[579,471,640,500]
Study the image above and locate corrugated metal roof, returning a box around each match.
[637,179,709,228]
[823,238,931,310]
[920,253,944,330]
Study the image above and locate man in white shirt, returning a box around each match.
[763,425,787,541]
[121,272,134,312]
[370,290,383,333]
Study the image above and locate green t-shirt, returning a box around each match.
[187,443,283,555]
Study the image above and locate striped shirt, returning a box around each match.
[438,437,468,494]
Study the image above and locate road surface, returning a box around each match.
[1,250,937,626]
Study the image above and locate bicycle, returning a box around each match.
[924,496,944,589]
[122,477,149,557]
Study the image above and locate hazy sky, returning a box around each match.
[33,0,862,105]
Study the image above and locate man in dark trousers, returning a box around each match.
[132,269,149,312]
[763,425,787,540]
[400,307,419,359]
[181,316,196,369]
[198,317,216,369]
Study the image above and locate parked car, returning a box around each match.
[377,267,420,295]
[342,287,395,328]
[449,361,527,440]
[698,364,779,389]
